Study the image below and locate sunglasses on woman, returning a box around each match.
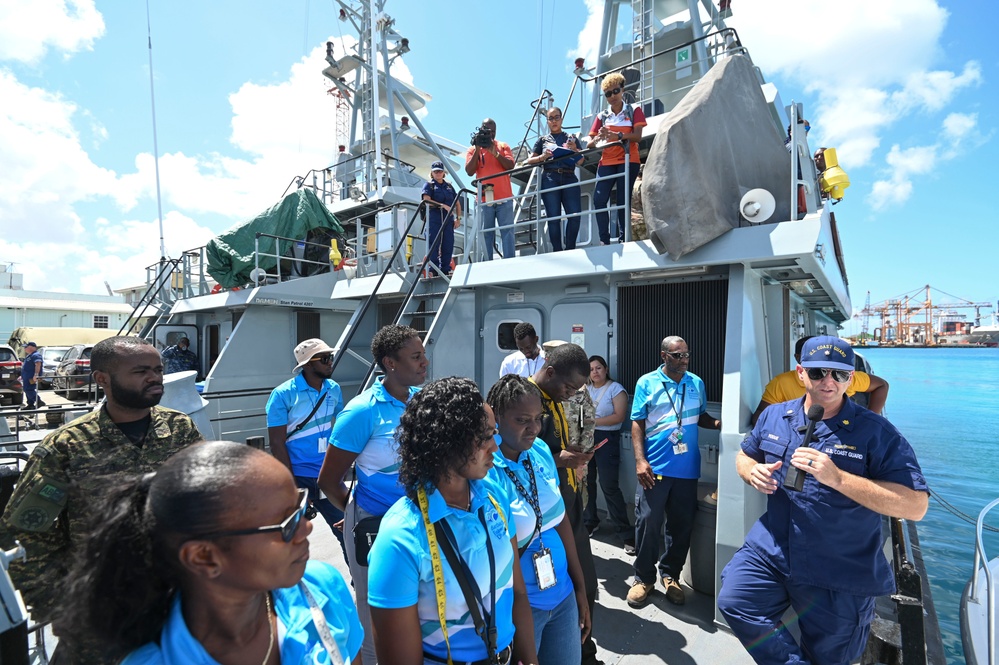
[190,488,310,543]
[603,87,622,98]
[805,367,852,384]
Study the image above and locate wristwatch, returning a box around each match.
[617,132,624,141]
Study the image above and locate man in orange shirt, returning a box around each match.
[465,118,516,259]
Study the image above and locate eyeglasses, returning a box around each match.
[310,354,333,364]
[190,489,309,543]
[603,87,622,98]
[547,114,562,121]
[665,352,691,359]
[805,367,852,383]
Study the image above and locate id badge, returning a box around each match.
[534,547,557,590]
[318,437,328,453]
[673,442,688,455]
[668,429,681,445]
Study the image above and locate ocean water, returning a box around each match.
[861,347,999,664]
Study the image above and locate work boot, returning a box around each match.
[661,575,685,605]
[626,580,655,608]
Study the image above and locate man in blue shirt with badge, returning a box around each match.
[627,335,720,608]
[266,338,346,557]
[718,336,928,665]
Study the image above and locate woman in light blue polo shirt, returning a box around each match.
[367,376,538,665]
[58,441,363,665]
[486,375,590,664]
[319,324,427,665]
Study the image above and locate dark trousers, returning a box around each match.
[718,546,875,665]
[560,477,599,662]
[295,476,347,562]
[592,162,639,244]
[583,430,632,541]
[633,475,698,583]
[427,215,455,274]
[23,382,39,408]
[539,171,582,251]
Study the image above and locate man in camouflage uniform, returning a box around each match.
[532,342,602,665]
[0,336,202,664]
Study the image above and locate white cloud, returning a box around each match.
[867,114,983,210]
[571,0,604,69]
[0,0,105,64]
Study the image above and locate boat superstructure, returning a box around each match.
[112,1,944,662]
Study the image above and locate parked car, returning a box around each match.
[39,345,71,389]
[0,344,23,407]
[53,344,102,401]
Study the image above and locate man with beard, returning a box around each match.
[0,336,202,664]
[266,338,346,557]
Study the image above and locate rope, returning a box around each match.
[930,487,999,534]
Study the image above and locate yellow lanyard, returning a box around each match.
[531,381,577,490]
[418,486,455,665]
[417,487,509,665]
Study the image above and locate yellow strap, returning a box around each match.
[530,380,577,491]
[487,494,508,534]
[417,486,454,665]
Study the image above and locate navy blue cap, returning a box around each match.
[430,161,445,172]
[23,341,37,348]
[799,335,855,371]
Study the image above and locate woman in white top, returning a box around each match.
[583,355,634,553]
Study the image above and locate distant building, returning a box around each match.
[0,266,135,343]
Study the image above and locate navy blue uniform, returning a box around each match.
[718,397,927,665]
[421,178,458,274]
[21,349,42,408]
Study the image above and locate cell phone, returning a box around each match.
[592,438,609,452]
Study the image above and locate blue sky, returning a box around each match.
[1,0,995,333]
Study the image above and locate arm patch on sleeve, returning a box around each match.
[6,474,69,532]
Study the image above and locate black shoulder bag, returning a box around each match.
[289,391,328,435]
[435,510,499,662]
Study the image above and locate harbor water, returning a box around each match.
[861,347,999,664]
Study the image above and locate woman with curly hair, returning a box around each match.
[486,375,591,664]
[367,376,539,665]
[319,324,427,665]
[57,441,363,664]
[588,71,646,245]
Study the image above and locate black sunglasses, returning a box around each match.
[190,489,309,543]
[311,353,333,364]
[665,351,691,359]
[547,114,562,121]
[604,87,622,98]
[805,367,852,384]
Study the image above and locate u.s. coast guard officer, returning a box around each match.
[718,336,928,665]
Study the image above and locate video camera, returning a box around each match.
[470,125,493,148]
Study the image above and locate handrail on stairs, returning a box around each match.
[117,258,182,338]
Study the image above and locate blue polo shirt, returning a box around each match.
[121,562,363,664]
[743,398,928,596]
[367,476,516,662]
[330,378,419,516]
[630,368,707,478]
[21,350,42,382]
[489,439,572,610]
[265,374,344,477]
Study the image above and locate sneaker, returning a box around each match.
[623,541,636,556]
[626,580,655,608]
[661,575,685,605]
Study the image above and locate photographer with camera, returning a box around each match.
[266,338,347,563]
[465,117,517,259]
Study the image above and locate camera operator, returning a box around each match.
[464,117,517,259]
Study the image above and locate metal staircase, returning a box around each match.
[118,258,182,340]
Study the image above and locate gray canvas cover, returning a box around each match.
[641,54,792,260]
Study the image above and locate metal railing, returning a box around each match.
[969,498,999,665]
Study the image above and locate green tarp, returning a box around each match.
[206,188,345,288]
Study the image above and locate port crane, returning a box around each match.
[855,285,994,346]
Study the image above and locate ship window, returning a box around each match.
[497,322,520,351]
[296,311,321,344]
